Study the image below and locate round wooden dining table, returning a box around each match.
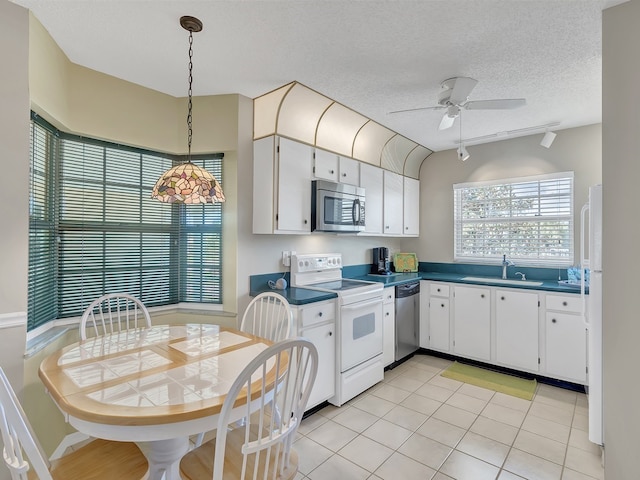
[39,324,280,480]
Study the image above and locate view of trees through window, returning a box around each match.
[454,173,573,266]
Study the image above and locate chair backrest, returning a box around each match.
[0,367,53,480]
[240,292,292,342]
[79,293,152,340]
[213,338,318,480]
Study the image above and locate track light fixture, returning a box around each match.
[457,144,470,161]
[540,130,557,148]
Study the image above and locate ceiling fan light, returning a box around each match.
[457,144,470,161]
[540,130,557,148]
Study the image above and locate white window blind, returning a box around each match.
[453,172,574,266]
[28,114,223,330]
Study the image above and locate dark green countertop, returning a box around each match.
[249,287,337,305]
[355,271,584,294]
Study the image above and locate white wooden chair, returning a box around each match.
[180,338,318,480]
[0,367,148,480]
[239,292,292,342]
[79,293,152,340]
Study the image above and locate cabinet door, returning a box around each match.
[546,312,587,383]
[313,148,338,182]
[277,137,312,233]
[382,301,395,367]
[496,289,539,371]
[403,177,420,236]
[360,163,384,235]
[419,281,430,348]
[300,322,335,409]
[383,170,403,235]
[453,286,490,361]
[429,297,450,352]
[339,156,360,186]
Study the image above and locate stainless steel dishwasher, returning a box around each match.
[395,282,420,361]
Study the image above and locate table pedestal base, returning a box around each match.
[137,437,190,480]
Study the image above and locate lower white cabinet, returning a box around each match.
[545,294,587,383]
[293,300,336,409]
[495,289,539,372]
[382,288,395,367]
[421,280,585,384]
[425,282,451,352]
[453,285,490,361]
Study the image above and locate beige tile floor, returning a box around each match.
[294,354,604,480]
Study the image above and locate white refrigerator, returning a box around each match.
[581,184,603,446]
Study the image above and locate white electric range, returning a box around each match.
[291,253,384,406]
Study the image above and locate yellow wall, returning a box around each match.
[24,13,245,456]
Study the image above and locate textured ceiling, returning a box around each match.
[11,0,624,151]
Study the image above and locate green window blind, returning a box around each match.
[28,114,223,330]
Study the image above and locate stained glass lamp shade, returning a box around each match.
[152,162,225,204]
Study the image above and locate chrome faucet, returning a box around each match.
[515,271,526,281]
[502,255,514,279]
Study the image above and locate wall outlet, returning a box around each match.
[282,251,291,267]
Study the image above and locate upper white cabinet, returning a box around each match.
[403,177,420,236]
[383,170,403,235]
[453,285,491,361]
[360,163,384,235]
[495,289,539,372]
[253,136,312,234]
[339,156,360,186]
[254,135,417,236]
[313,149,360,186]
[313,148,338,182]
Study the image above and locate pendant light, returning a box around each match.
[152,16,225,204]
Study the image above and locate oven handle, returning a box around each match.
[341,297,381,312]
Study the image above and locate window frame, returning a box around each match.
[453,172,574,267]
[28,113,224,331]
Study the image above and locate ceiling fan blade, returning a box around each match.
[388,105,443,114]
[464,98,526,110]
[448,77,478,105]
[438,113,456,130]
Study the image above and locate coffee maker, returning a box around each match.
[372,247,391,275]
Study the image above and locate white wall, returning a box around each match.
[0,3,29,479]
[602,1,640,476]
[403,124,602,264]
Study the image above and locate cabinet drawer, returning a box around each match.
[383,288,395,304]
[430,283,450,297]
[299,301,335,327]
[546,294,581,313]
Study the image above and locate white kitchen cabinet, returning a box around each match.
[427,282,451,352]
[403,177,420,236]
[383,170,403,235]
[293,299,336,410]
[360,163,384,235]
[495,289,539,372]
[545,294,587,383]
[453,285,491,361]
[382,288,395,367]
[339,156,360,186]
[253,136,313,234]
[313,148,339,182]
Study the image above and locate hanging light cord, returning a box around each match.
[186,28,195,163]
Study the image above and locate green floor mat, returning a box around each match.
[441,361,537,400]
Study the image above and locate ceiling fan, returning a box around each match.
[389,77,526,130]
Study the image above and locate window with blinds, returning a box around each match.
[28,114,223,330]
[453,172,574,266]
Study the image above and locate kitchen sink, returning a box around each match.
[462,276,544,287]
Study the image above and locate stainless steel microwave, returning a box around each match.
[312,180,365,233]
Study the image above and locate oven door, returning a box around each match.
[340,297,383,372]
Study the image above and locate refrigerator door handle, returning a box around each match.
[580,202,590,318]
